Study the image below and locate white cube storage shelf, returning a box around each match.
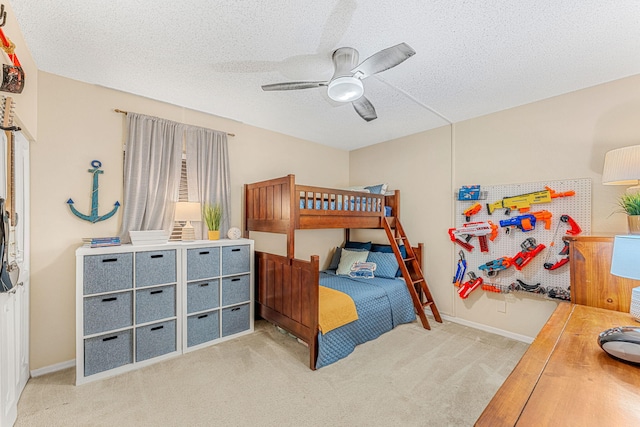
[76,239,254,385]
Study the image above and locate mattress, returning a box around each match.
[315,271,416,368]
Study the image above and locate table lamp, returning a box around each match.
[611,235,640,321]
[175,202,201,241]
[602,145,640,190]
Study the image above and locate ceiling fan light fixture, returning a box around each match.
[327,76,364,102]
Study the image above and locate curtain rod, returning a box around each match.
[114,109,235,137]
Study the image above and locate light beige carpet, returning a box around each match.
[15,319,528,427]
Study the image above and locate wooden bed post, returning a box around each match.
[243,183,249,238]
[308,255,320,370]
[287,174,296,259]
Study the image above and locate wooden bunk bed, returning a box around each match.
[244,174,441,369]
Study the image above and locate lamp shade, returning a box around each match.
[611,235,640,280]
[174,202,202,222]
[602,145,640,186]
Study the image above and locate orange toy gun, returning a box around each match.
[448,221,499,252]
[531,210,553,230]
[486,186,575,215]
[481,283,511,294]
[463,203,482,221]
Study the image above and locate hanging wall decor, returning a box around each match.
[0,4,24,94]
[67,160,120,223]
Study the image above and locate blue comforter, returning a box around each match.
[316,271,416,368]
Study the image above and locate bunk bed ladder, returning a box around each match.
[383,217,442,330]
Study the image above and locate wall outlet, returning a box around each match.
[497,299,507,313]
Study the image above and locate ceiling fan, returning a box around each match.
[261,42,416,122]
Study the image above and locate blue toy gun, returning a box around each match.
[499,213,536,233]
[453,251,466,286]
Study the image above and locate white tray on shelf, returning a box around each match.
[129,230,169,245]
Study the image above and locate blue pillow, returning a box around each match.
[364,183,387,195]
[328,247,342,270]
[370,243,407,277]
[366,251,399,279]
[345,241,372,250]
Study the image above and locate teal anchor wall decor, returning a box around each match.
[67,160,120,223]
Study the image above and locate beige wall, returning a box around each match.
[351,74,640,339]
[31,72,349,369]
[348,126,454,318]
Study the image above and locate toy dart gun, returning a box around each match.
[543,214,581,270]
[487,186,575,215]
[448,221,498,252]
[453,251,467,287]
[479,237,545,277]
[479,256,512,277]
[511,237,546,270]
[458,272,483,299]
[463,203,482,221]
[499,210,553,234]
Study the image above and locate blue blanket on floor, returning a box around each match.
[316,271,416,368]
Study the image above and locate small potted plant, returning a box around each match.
[617,192,640,234]
[203,203,223,240]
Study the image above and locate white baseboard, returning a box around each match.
[30,359,75,378]
[439,314,535,344]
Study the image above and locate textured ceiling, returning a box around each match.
[9,0,640,150]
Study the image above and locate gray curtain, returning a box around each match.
[185,127,230,239]
[119,113,184,242]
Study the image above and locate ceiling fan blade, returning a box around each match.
[350,42,416,79]
[261,81,328,91]
[352,96,377,122]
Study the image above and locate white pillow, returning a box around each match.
[344,185,371,193]
[336,249,370,275]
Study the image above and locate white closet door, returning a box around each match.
[14,132,29,392]
[0,131,30,427]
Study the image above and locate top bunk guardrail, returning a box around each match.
[244,174,399,235]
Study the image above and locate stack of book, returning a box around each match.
[82,236,121,248]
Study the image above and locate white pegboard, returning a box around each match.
[453,178,591,300]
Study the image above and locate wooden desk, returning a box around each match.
[476,303,640,426]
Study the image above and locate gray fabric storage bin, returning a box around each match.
[222,245,250,275]
[187,310,220,347]
[83,253,133,295]
[135,320,176,362]
[222,304,250,337]
[84,329,133,376]
[135,250,176,288]
[83,291,133,335]
[136,284,176,324]
[221,275,250,306]
[187,279,220,314]
[187,247,220,281]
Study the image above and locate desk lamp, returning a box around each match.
[175,202,201,241]
[597,235,640,364]
[611,235,640,321]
